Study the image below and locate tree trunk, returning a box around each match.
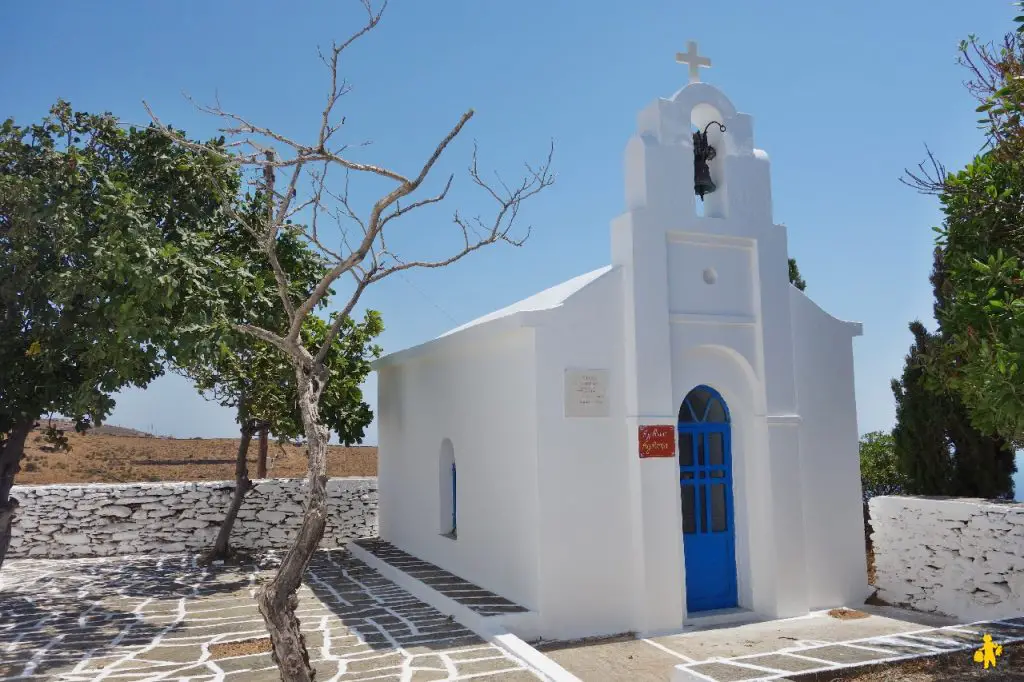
[257,422,269,478]
[257,363,330,682]
[0,419,37,569]
[206,419,255,563]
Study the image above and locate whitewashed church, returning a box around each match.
[373,44,869,641]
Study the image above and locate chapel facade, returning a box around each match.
[372,46,868,641]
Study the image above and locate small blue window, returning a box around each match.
[439,439,457,538]
[451,462,457,537]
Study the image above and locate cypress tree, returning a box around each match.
[890,250,1016,499]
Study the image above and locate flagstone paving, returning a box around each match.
[540,607,1024,682]
[0,549,544,681]
[670,618,1024,681]
[353,539,529,618]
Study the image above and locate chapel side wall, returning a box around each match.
[376,329,540,610]
[376,365,402,543]
[790,288,868,608]
[533,270,634,640]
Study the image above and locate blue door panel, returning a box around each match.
[679,387,738,612]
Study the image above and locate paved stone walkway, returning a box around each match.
[539,607,1024,682]
[353,540,528,618]
[672,618,1024,681]
[0,550,544,681]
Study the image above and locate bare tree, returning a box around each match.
[902,32,1024,196]
[146,3,553,679]
[901,144,950,196]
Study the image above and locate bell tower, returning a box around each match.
[613,43,810,633]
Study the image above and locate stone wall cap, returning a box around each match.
[12,476,378,492]
[869,495,1023,513]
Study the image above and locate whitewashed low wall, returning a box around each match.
[8,477,378,559]
[869,496,1024,621]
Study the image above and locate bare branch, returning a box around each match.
[142,101,235,163]
[235,324,291,354]
[301,163,346,262]
[367,139,555,283]
[185,94,409,183]
[148,3,553,379]
[317,0,386,149]
[900,145,950,196]
[377,174,454,233]
[325,169,367,235]
[260,152,298,323]
[314,273,374,365]
[284,108,476,343]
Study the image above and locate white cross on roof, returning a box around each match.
[676,41,711,83]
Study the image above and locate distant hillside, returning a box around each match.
[36,418,157,439]
[18,420,376,486]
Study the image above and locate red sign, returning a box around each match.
[639,425,676,458]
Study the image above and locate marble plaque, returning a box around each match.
[564,369,609,418]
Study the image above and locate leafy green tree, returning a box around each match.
[890,250,1016,500]
[178,216,383,560]
[859,431,908,499]
[903,16,1024,446]
[891,323,956,495]
[929,153,1024,446]
[788,258,807,291]
[0,102,243,566]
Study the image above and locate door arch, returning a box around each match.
[678,385,738,612]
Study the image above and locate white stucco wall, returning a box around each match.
[791,288,869,609]
[8,478,378,558]
[532,267,634,640]
[376,328,540,610]
[870,496,1024,621]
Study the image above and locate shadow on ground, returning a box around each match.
[301,548,486,656]
[0,554,252,679]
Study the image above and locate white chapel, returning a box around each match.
[372,44,869,641]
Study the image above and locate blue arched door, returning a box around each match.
[678,386,738,612]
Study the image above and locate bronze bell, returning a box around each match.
[694,154,716,199]
[693,122,726,200]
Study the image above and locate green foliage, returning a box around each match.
[186,308,383,446]
[909,23,1024,446]
[891,318,1016,499]
[0,101,240,437]
[40,422,71,453]
[788,257,807,291]
[173,186,384,446]
[858,431,908,499]
[928,151,1024,446]
[891,323,955,495]
[297,312,383,445]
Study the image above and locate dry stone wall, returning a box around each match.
[8,477,378,559]
[869,495,1024,621]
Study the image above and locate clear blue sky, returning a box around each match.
[3,1,1021,492]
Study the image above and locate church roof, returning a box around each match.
[438,265,614,337]
[373,265,615,369]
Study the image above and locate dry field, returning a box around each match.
[17,419,377,485]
